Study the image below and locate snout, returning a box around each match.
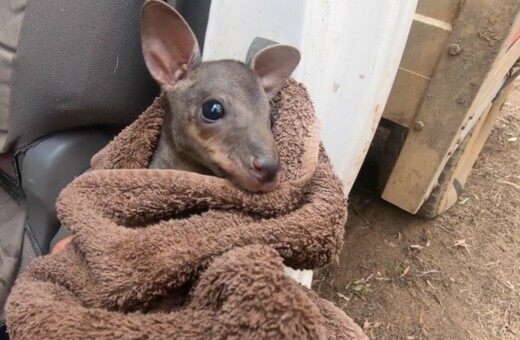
[250,156,280,191]
[215,129,280,192]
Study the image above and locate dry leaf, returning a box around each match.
[385,239,398,248]
[453,239,470,253]
[400,265,411,278]
[453,239,466,246]
[362,320,383,331]
[373,321,383,328]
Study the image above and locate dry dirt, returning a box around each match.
[315,81,520,339]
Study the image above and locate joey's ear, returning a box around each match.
[141,0,201,86]
[249,44,301,99]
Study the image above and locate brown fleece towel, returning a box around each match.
[6,80,366,339]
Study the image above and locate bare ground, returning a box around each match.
[314,82,520,339]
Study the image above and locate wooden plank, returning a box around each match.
[382,0,520,214]
[400,20,452,77]
[416,0,460,23]
[383,69,430,127]
[383,18,452,127]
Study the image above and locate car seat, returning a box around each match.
[0,1,211,338]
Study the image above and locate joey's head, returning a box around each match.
[141,0,300,192]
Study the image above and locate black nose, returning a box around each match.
[251,157,280,183]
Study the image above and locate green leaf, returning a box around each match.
[458,197,470,205]
[351,284,364,292]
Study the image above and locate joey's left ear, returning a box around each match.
[249,45,301,99]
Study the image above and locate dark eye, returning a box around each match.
[201,100,225,122]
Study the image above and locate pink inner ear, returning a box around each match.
[251,45,300,99]
[148,51,175,85]
[260,74,281,97]
[141,0,201,86]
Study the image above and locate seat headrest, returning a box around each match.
[6,0,160,152]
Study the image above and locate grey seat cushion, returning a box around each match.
[5,0,159,152]
[0,186,27,321]
[0,0,26,152]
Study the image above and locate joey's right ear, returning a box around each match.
[141,0,201,87]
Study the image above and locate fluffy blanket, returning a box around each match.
[6,80,366,339]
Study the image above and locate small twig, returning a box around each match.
[375,277,392,281]
[497,180,520,190]
[501,280,520,297]
[426,279,437,290]
[500,301,513,334]
[371,284,384,295]
[352,291,366,301]
[436,224,455,234]
[415,270,441,277]
[432,293,444,308]
[363,274,374,282]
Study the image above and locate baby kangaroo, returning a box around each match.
[51,1,299,255]
[143,0,300,192]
